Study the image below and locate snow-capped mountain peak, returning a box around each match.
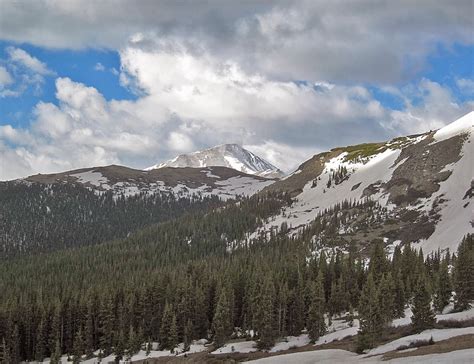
[146,144,285,178]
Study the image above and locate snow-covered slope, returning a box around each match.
[146,144,284,178]
[259,111,473,253]
[23,165,275,201]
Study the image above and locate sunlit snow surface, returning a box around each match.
[69,169,273,201]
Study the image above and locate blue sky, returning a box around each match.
[0,1,472,180]
[0,42,136,127]
[2,42,472,130]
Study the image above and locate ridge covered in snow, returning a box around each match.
[146,144,284,178]
[257,112,474,253]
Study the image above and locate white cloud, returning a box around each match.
[0,1,471,83]
[6,47,54,75]
[0,36,471,180]
[0,65,13,86]
[456,78,474,95]
[94,62,105,71]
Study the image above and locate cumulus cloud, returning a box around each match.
[6,47,54,75]
[0,1,472,83]
[0,35,471,180]
[0,47,55,97]
[0,66,13,86]
[456,78,474,95]
[94,62,105,71]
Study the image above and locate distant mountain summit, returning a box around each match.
[146,143,285,178]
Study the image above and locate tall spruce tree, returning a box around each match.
[393,271,406,318]
[212,290,232,347]
[411,277,436,333]
[454,234,473,311]
[50,339,62,364]
[307,273,326,342]
[357,273,383,352]
[379,273,395,324]
[159,303,176,350]
[72,328,84,364]
[434,259,452,312]
[255,277,276,349]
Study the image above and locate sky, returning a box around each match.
[0,0,472,180]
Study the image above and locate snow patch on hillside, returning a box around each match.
[366,327,474,356]
[258,148,401,233]
[434,111,473,142]
[417,118,474,253]
[70,171,108,187]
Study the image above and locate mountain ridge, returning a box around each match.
[146,143,285,178]
[256,111,473,254]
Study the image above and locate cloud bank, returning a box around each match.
[0,2,472,180]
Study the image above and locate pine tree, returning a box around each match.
[49,303,62,355]
[0,337,9,364]
[212,290,232,347]
[35,318,47,362]
[10,325,20,364]
[99,295,114,355]
[307,273,326,342]
[369,239,389,281]
[454,234,473,311]
[50,339,62,364]
[159,303,175,350]
[287,274,305,335]
[357,274,383,352]
[183,319,193,352]
[393,271,406,318]
[378,273,395,324]
[72,328,84,364]
[169,314,178,353]
[114,329,126,363]
[84,302,95,358]
[126,325,141,358]
[411,277,436,333]
[255,277,276,349]
[434,259,452,312]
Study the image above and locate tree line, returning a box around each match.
[0,187,471,363]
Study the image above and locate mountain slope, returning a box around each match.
[0,165,275,255]
[259,111,473,253]
[146,143,285,178]
[24,164,275,201]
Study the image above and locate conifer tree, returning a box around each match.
[379,273,395,324]
[114,329,126,363]
[35,318,47,362]
[85,303,95,358]
[255,277,276,349]
[307,273,326,342]
[159,303,175,350]
[212,290,232,347]
[287,274,305,335]
[169,315,178,353]
[357,273,382,352]
[393,271,406,318]
[127,325,141,358]
[72,328,84,364]
[49,303,62,355]
[411,277,436,333]
[369,239,389,281]
[50,339,62,364]
[0,338,9,364]
[99,296,114,355]
[183,319,193,352]
[10,325,20,364]
[434,259,452,312]
[454,234,473,311]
